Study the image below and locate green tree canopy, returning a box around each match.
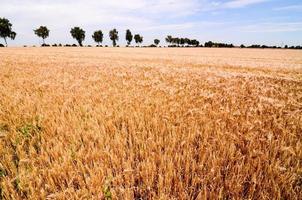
[125,29,133,46]
[70,27,85,46]
[134,34,143,46]
[92,30,103,46]
[0,17,16,47]
[154,39,160,46]
[165,35,172,45]
[109,29,119,47]
[34,26,49,45]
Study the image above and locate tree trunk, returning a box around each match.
[4,37,7,47]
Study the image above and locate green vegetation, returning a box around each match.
[34,26,49,45]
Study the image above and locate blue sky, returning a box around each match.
[1,0,302,46]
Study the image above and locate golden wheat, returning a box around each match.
[0,47,301,199]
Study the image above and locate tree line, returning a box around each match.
[165,35,200,47]
[0,18,153,47]
[1,17,301,49]
[240,44,302,49]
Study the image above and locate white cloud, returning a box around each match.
[194,0,270,11]
[240,22,302,33]
[273,4,302,11]
[223,0,269,9]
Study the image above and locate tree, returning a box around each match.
[184,38,190,46]
[0,18,16,47]
[154,39,160,46]
[92,30,103,46]
[70,27,85,46]
[125,29,133,46]
[205,41,213,48]
[109,29,119,47]
[139,35,143,45]
[34,26,49,45]
[165,35,172,46]
[191,39,199,47]
[180,38,185,47]
[175,37,180,46]
[134,34,143,46]
[171,37,176,46]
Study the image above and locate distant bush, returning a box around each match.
[41,44,50,47]
[0,44,4,47]
[165,36,199,47]
[205,41,234,48]
[105,45,108,47]
[52,44,57,47]
[72,44,77,47]
[289,45,302,49]
[246,44,287,49]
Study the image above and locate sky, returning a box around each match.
[1,0,302,46]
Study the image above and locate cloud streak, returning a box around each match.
[273,4,302,11]
[240,22,302,33]
[223,0,269,8]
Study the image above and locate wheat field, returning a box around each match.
[0,47,301,199]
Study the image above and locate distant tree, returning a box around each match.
[191,39,200,47]
[196,40,200,47]
[184,38,190,46]
[170,37,176,46]
[134,34,143,46]
[180,38,185,46]
[125,29,133,46]
[134,34,139,45]
[0,18,16,47]
[154,39,160,46]
[70,27,85,46]
[92,30,103,46]
[170,37,175,45]
[165,35,173,46]
[175,37,181,46]
[109,29,119,47]
[284,45,288,49]
[205,41,213,48]
[240,44,245,48]
[34,26,49,45]
[139,35,143,45]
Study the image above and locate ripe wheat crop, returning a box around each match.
[0,47,301,199]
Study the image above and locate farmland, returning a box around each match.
[0,47,301,199]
